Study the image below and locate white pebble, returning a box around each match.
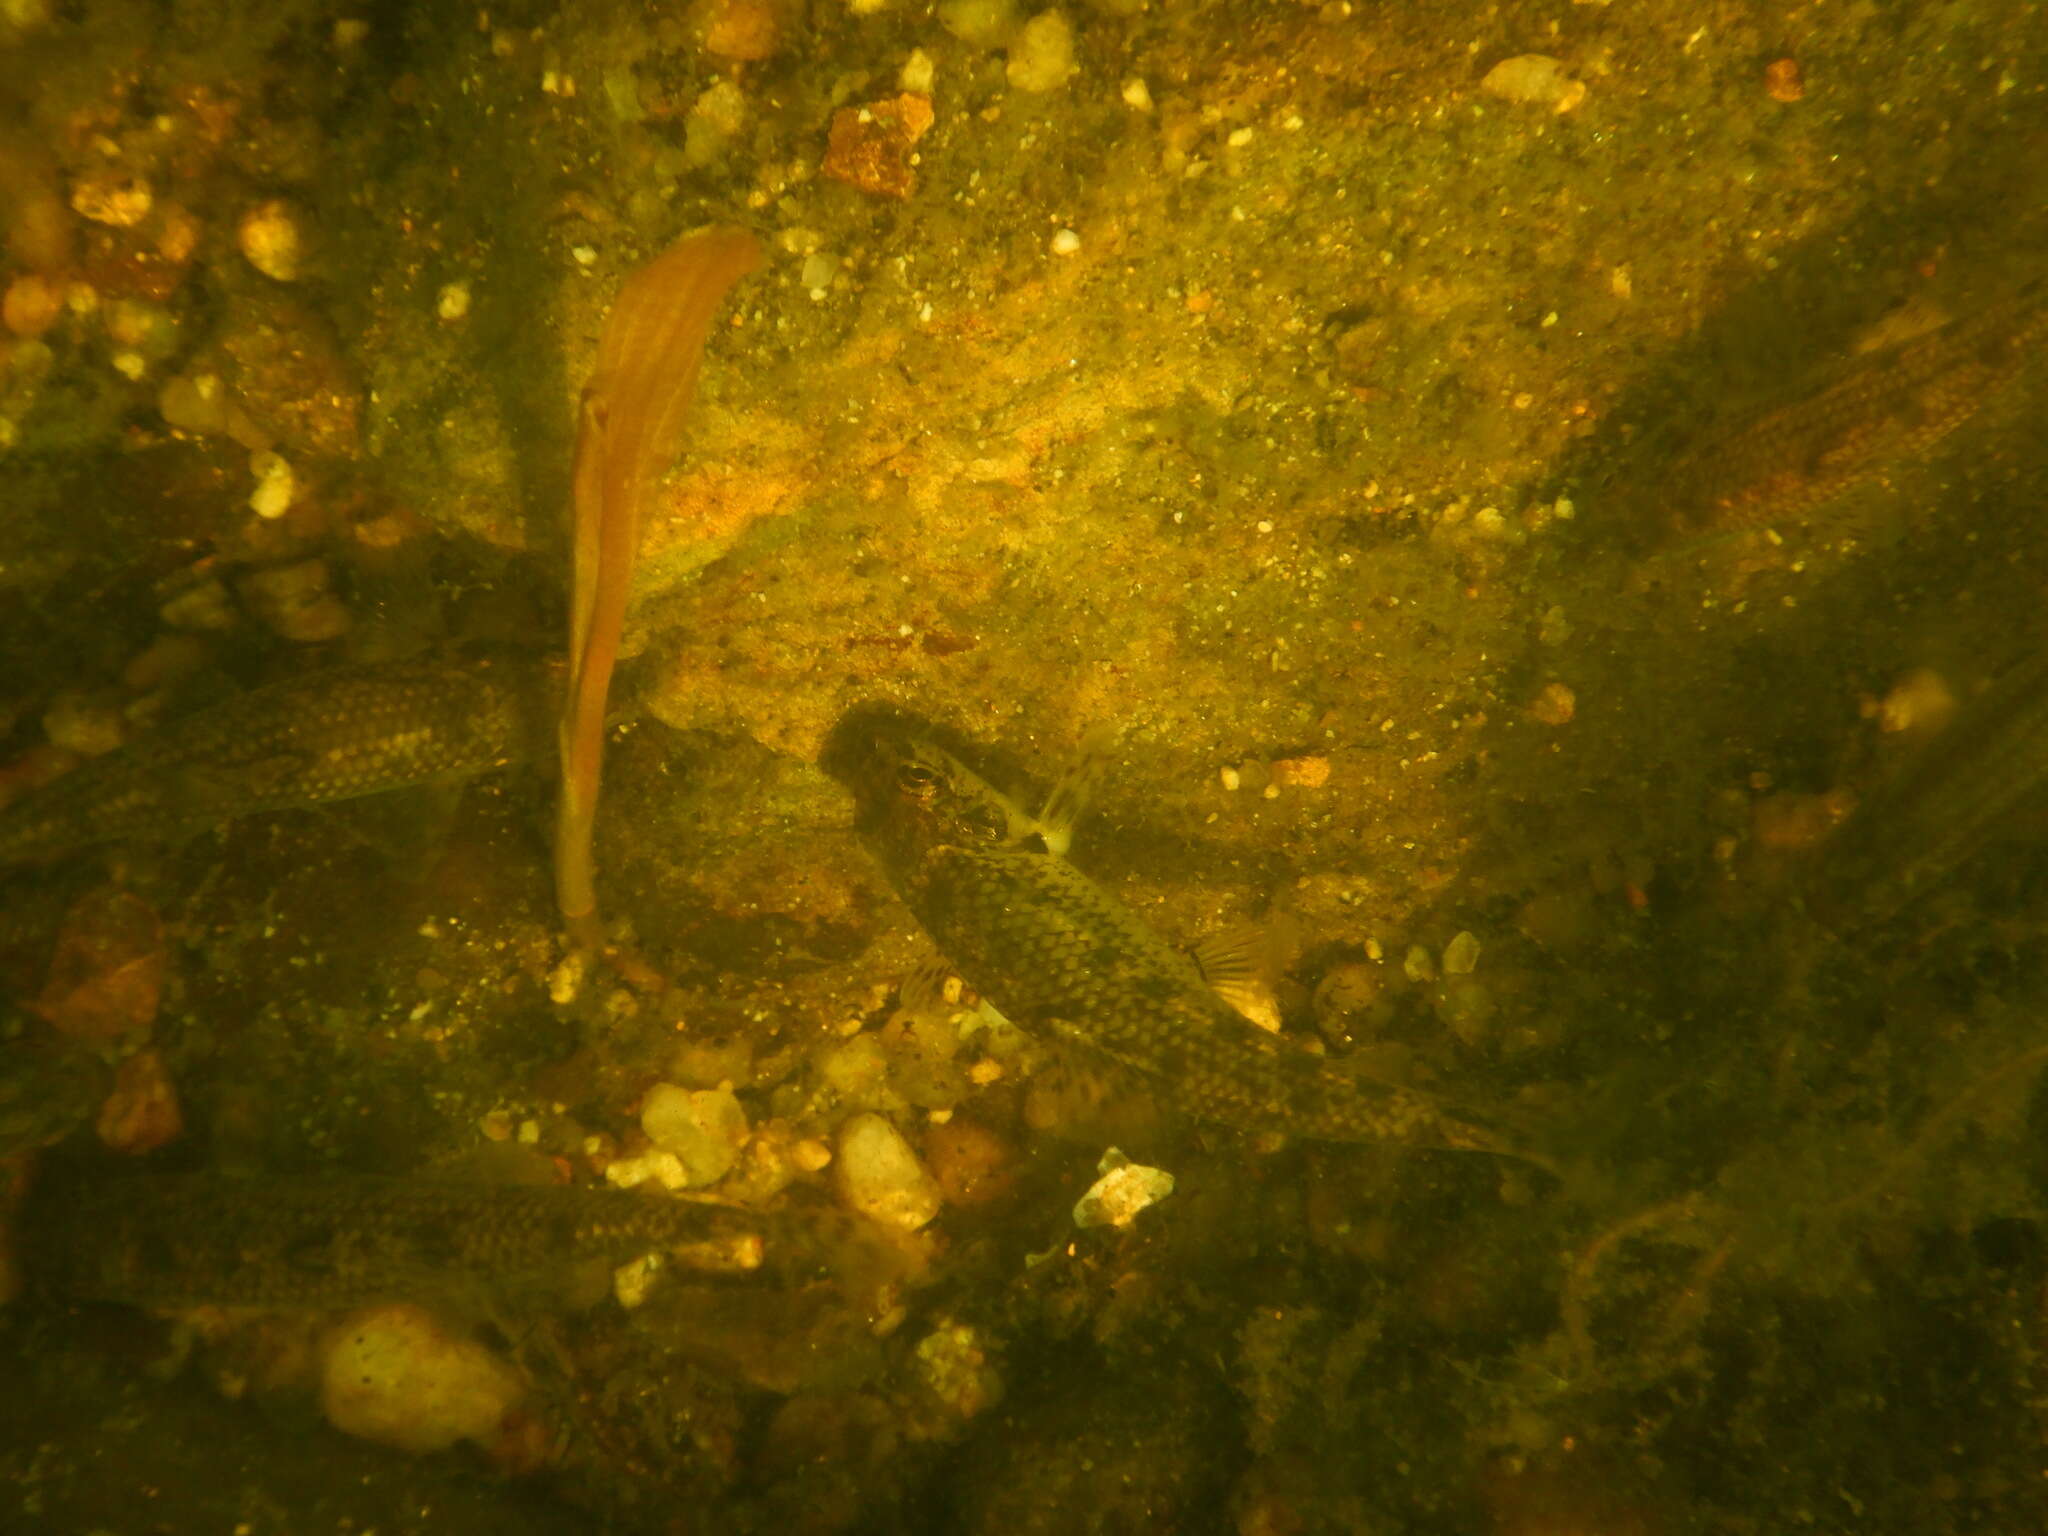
[1121,77,1153,111]
[899,47,935,93]
[247,450,295,519]
[1005,9,1075,93]
[639,1083,749,1187]
[835,1111,942,1231]
[1073,1148,1174,1229]
[237,199,303,281]
[1049,228,1081,256]
[1480,54,1587,114]
[1441,931,1481,975]
[436,282,470,321]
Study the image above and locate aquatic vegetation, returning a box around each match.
[555,226,760,953]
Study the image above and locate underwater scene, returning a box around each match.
[1,0,2046,1530]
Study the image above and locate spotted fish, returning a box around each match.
[0,656,555,866]
[22,1172,763,1310]
[823,711,1543,1162]
[1668,282,2045,535]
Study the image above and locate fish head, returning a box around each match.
[822,708,1021,871]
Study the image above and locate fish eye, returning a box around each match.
[895,761,940,796]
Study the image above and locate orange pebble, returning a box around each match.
[925,1117,1016,1208]
[97,1047,183,1154]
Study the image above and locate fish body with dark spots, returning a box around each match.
[0,656,557,867]
[1669,282,2047,536]
[822,711,1541,1162]
[23,1173,763,1310]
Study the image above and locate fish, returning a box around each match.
[0,655,556,867]
[21,1172,764,1310]
[1668,282,2046,535]
[822,710,1544,1162]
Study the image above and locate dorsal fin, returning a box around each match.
[1033,725,1117,857]
[1189,924,1283,1032]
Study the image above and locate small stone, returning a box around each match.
[247,449,296,520]
[1878,668,1956,736]
[639,1082,750,1187]
[1005,9,1075,92]
[43,689,125,757]
[320,1304,527,1456]
[69,170,153,228]
[835,1111,942,1231]
[694,0,791,60]
[1121,77,1153,111]
[603,1149,690,1191]
[790,1137,833,1172]
[436,282,470,321]
[240,558,352,644]
[612,1253,662,1310]
[900,47,936,93]
[1072,1148,1174,1229]
[1270,755,1330,789]
[1441,930,1481,975]
[1528,681,1575,726]
[1219,764,1241,792]
[159,576,237,632]
[925,1116,1015,1207]
[915,1321,1002,1418]
[1402,944,1436,984]
[939,0,1017,48]
[1049,227,1081,256]
[2,272,62,337]
[821,93,936,200]
[237,199,304,281]
[548,950,586,1004]
[1480,54,1586,114]
[96,1047,182,1154]
[1764,57,1804,103]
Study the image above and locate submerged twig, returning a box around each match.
[555,227,760,953]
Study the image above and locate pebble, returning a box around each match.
[939,0,1016,48]
[247,449,296,519]
[899,47,935,93]
[1005,9,1075,93]
[1049,228,1081,256]
[1269,755,1329,789]
[158,575,238,632]
[1441,930,1481,975]
[239,558,352,644]
[639,1082,750,1187]
[821,93,935,200]
[925,1116,1015,1207]
[1121,77,1153,111]
[2,272,62,336]
[835,1111,942,1231]
[1528,681,1575,726]
[1072,1148,1174,1229]
[95,1046,182,1154]
[43,689,125,756]
[1877,668,1956,736]
[436,282,470,321]
[237,199,304,281]
[69,170,152,228]
[1480,54,1586,114]
[319,1304,527,1456]
[1765,57,1804,103]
